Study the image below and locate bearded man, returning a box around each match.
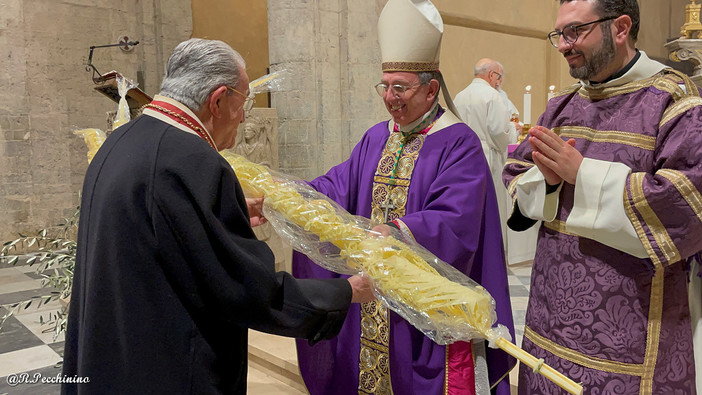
[504,0,702,392]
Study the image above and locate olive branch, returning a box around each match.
[0,207,79,340]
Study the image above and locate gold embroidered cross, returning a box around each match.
[379,198,397,222]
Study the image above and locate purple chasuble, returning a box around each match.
[294,117,515,394]
[504,69,702,393]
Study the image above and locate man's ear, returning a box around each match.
[208,86,229,119]
[427,79,440,102]
[612,15,632,46]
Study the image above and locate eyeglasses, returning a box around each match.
[374,82,421,97]
[227,86,255,112]
[547,16,617,48]
[492,71,503,80]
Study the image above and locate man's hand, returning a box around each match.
[528,126,580,185]
[369,224,393,238]
[245,197,267,227]
[348,274,375,303]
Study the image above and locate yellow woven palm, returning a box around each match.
[221,151,494,337]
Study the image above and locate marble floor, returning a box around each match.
[0,254,531,394]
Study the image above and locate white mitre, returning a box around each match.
[377,0,459,116]
[378,0,443,72]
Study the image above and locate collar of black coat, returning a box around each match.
[143,95,218,151]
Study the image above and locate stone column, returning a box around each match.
[268,0,387,181]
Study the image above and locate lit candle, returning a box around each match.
[523,85,532,124]
[547,85,556,101]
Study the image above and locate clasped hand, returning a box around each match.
[245,197,267,227]
[528,126,581,185]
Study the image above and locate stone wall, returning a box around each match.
[0,0,191,241]
[268,0,388,180]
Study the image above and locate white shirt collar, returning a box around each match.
[580,51,667,89]
[395,101,440,133]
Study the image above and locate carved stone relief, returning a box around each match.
[230,108,292,273]
[665,38,702,87]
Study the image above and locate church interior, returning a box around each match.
[0,0,698,393]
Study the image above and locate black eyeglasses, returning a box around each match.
[547,16,617,48]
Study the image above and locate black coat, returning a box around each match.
[62,115,352,394]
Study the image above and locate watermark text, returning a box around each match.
[6,372,90,387]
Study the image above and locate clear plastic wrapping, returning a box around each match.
[249,70,291,96]
[113,74,138,129]
[221,151,510,345]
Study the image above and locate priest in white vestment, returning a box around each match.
[454,58,518,248]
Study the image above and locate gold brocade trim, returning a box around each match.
[359,301,393,395]
[652,76,687,102]
[630,172,682,265]
[659,96,702,128]
[553,126,656,151]
[373,176,411,187]
[444,346,449,395]
[666,68,700,99]
[658,169,702,224]
[361,337,389,353]
[505,158,534,168]
[370,132,426,224]
[523,327,645,376]
[577,74,659,100]
[623,176,662,270]
[551,83,581,99]
[543,219,577,237]
[382,61,439,72]
[394,219,417,243]
[576,71,689,101]
[640,268,665,395]
[360,131,426,394]
[507,172,526,198]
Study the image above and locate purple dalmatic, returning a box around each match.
[505,69,702,393]
[294,111,515,395]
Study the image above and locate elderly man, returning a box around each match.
[293,1,515,394]
[61,38,373,394]
[454,58,519,247]
[504,0,702,392]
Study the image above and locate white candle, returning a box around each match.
[547,85,556,101]
[523,85,532,124]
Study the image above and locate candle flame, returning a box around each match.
[525,85,532,92]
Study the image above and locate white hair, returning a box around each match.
[474,60,504,77]
[159,38,246,112]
